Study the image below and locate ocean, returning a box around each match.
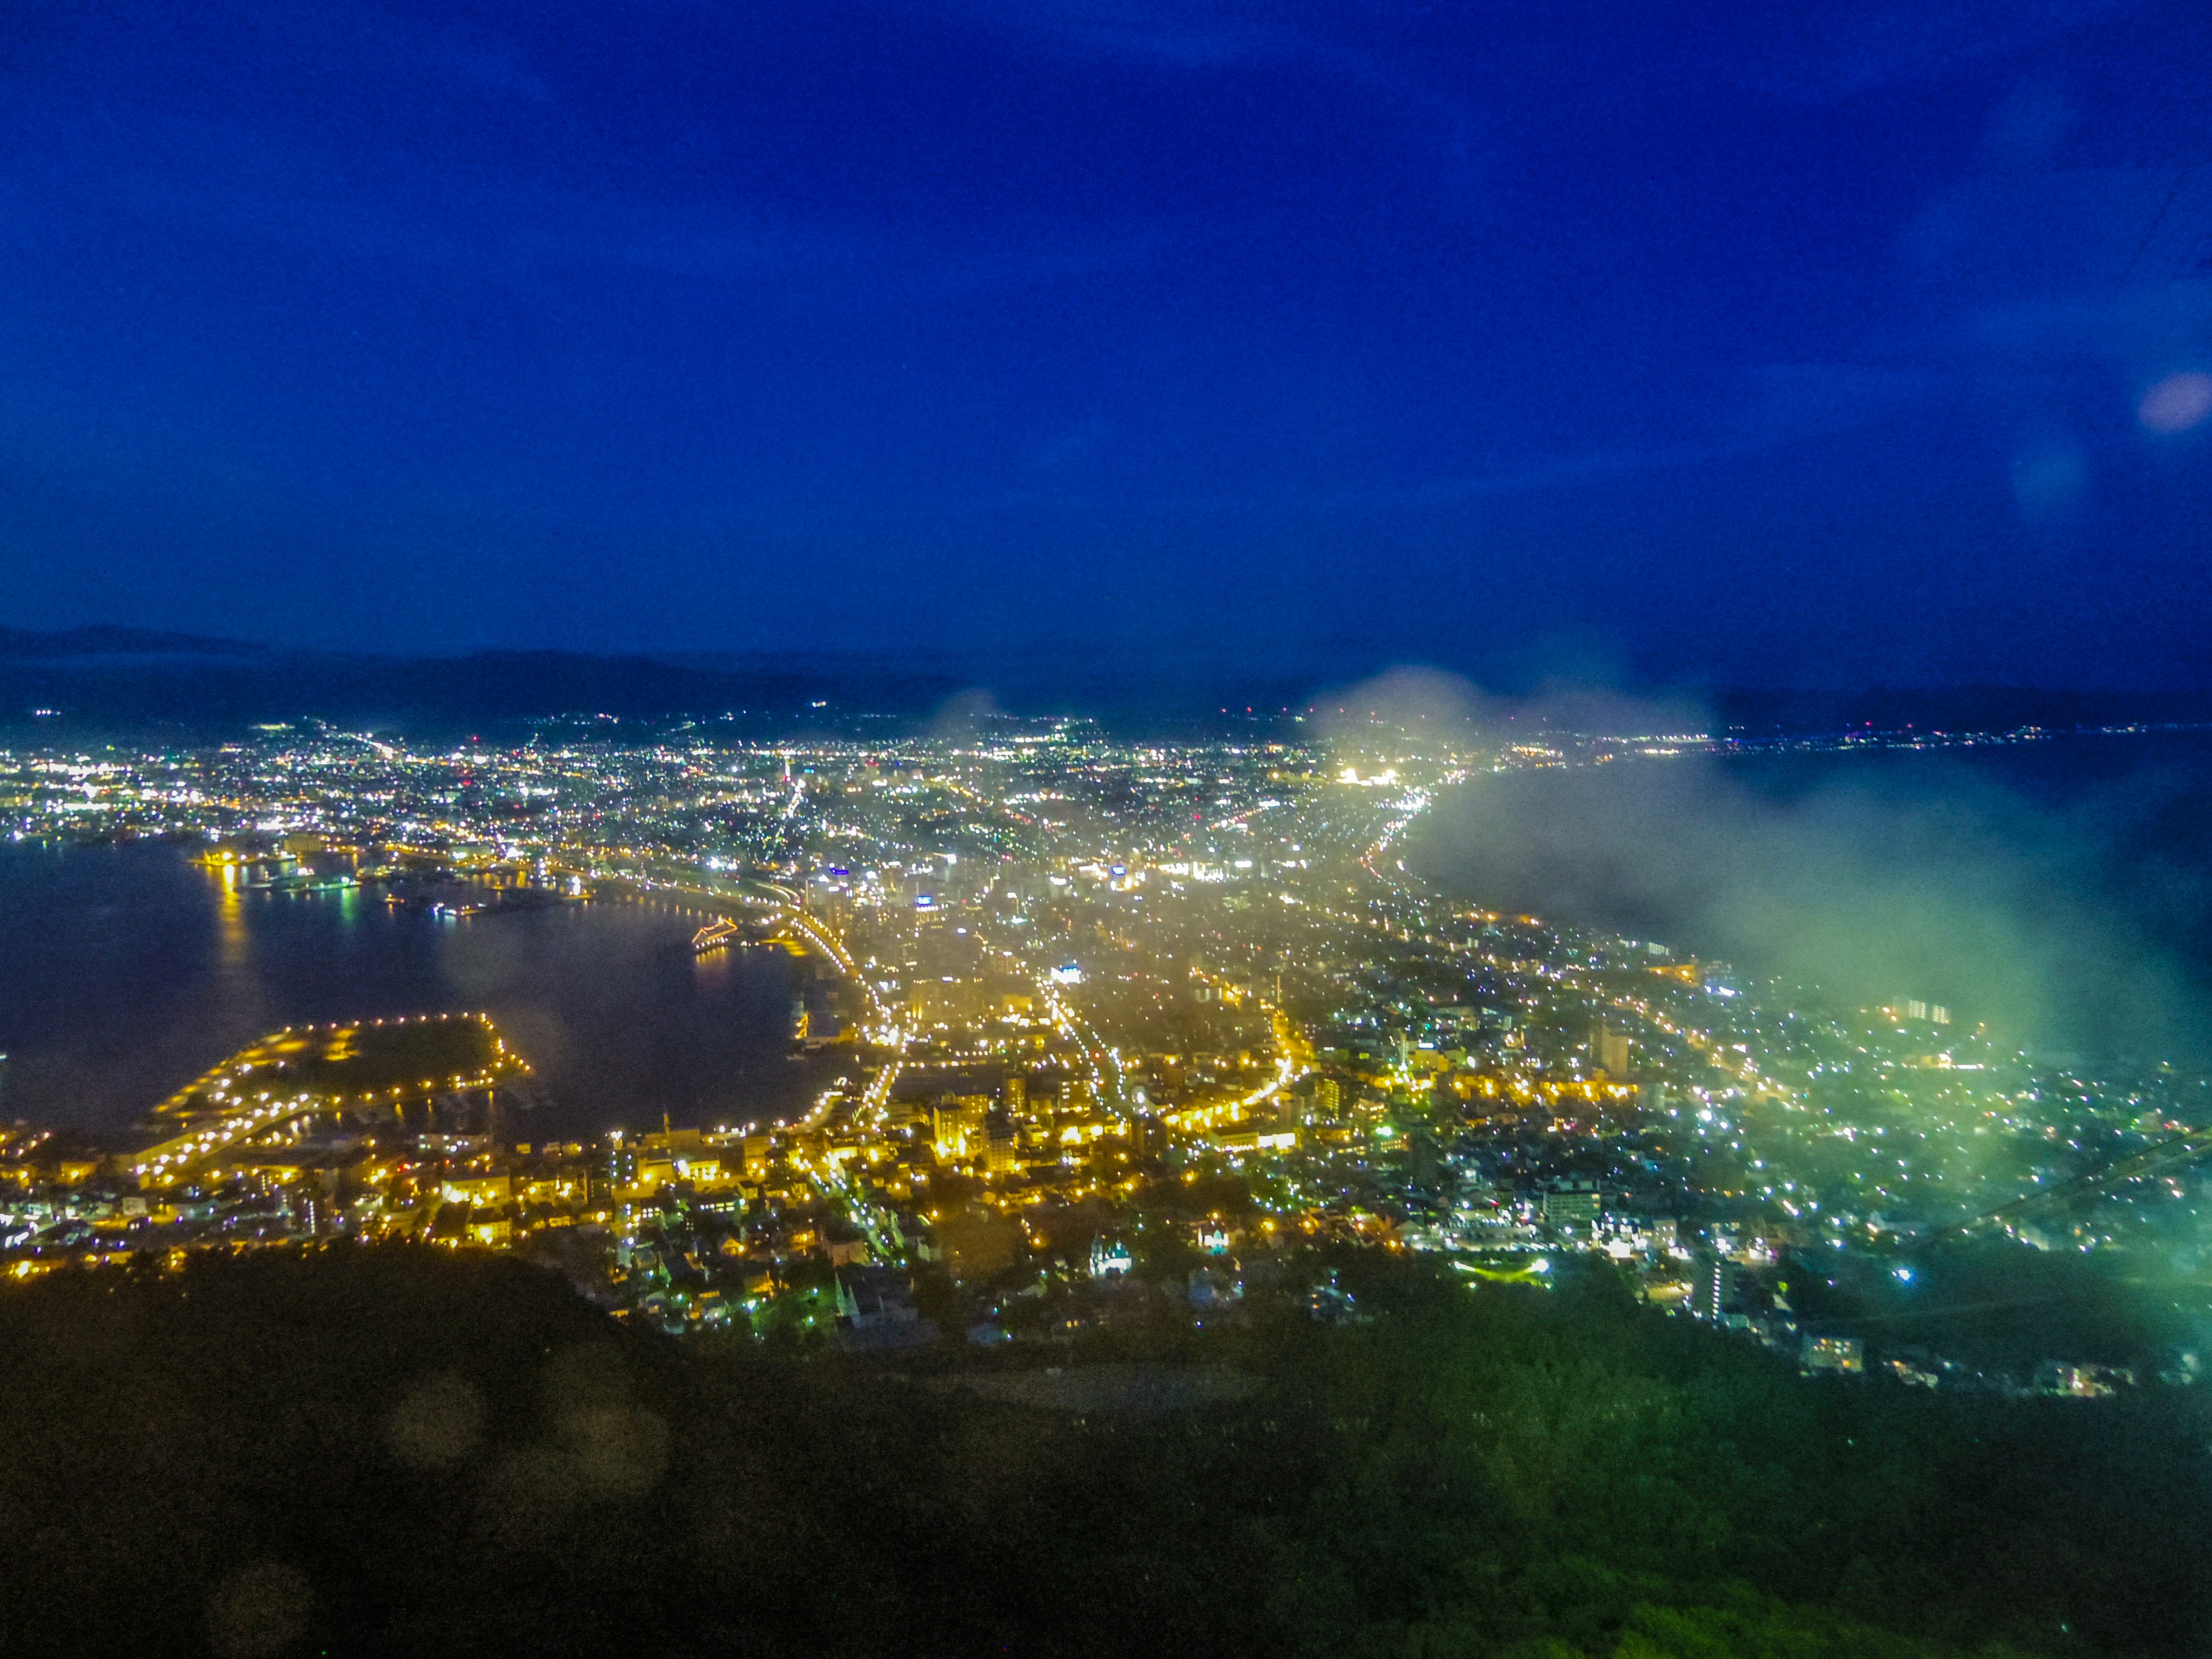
[0,842,847,1138]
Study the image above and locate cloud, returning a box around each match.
[1309,666,1495,750]
[927,687,1005,738]
[1388,677,2212,1059]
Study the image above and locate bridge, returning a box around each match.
[1956,1126,2212,1237]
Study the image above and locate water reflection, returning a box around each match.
[0,843,847,1139]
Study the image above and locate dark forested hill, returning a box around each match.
[1,1247,2203,1658]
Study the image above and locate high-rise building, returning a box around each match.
[1541,1180,1601,1228]
[933,1094,990,1157]
[1590,1022,1632,1074]
[1695,1252,1734,1320]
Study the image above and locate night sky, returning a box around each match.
[3,1,2210,687]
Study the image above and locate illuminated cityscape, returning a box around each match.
[9,0,2212,1647]
[5,719,2206,1395]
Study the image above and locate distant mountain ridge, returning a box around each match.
[0,625,967,736]
[5,623,2212,740]
[0,624,271,661]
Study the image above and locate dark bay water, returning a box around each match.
[0,843,848,1138]
[1410,730,2212,1061]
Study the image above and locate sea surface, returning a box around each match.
[1407,729,2212,1063]
[0,843,849,1139]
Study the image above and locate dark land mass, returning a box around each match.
[9,624,2212,741]
[3,1244,2206,1658]
[0,627,965,741]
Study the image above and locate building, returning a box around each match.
[932,1095,990,1158]
[1694,1252,1734,1320]
[1088,1235,1134,1277]
[2035,1361,2132,1397]
[1307,1271,1362,1325]
[1210,1127,1297,1154]
[1802,1334,1864,1374]
[797,978,853,1047]
[1887,999,1952,1025]
[1539,1180,1600,1229]
[672,1154,729,1189]
[1589,1022,1632,1075]
[440,1172,512,1206]
[834,1267,918,1328]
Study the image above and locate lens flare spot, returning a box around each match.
[2138,372,2212,434]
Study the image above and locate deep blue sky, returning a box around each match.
[2,1,2210,686]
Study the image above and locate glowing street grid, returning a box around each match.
[3,719,2205,1390]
